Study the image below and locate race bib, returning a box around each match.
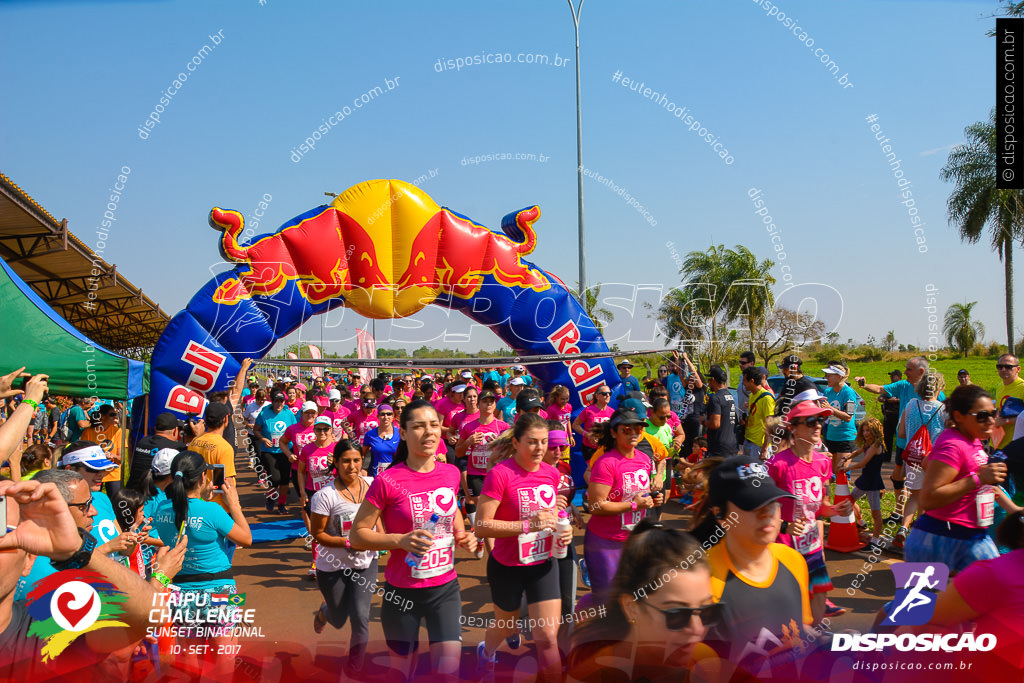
[271,435,280,448]
[793,523,823,555]
[410,537,455,579]
[621,509,644,531]
[470,451,489,471]
[375,461,389,477]
[338,511,354,539]
[976,486,995,527]
[518,529,554,564]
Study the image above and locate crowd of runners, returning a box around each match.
[1,350,1024,681]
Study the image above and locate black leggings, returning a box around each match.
[259,450,291,488]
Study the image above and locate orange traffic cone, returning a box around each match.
[825,471,866,553]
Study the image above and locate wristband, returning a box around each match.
[630,500,638,512]
[50,530,97,571]
[344,537,352,550]
[20,399,39,410]
[522,519,530,535]
[153,571,172,587]
[970,472,981,489]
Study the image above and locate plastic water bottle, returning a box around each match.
[405,513,440,568]
[553,510,571,559]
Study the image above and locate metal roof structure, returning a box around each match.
[0,171,169,358]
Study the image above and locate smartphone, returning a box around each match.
[212,464,226,490]
[177,520,187,544]
[0,496,6,538]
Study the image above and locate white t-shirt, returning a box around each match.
[310,478,375,572]
[244,400,270,424]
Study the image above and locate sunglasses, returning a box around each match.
[996,364,1019,370]
[68,497,93,513]
[968,410,997,422]
[793,417,827,428]
[640,600,725,630]
[596,391,611,396]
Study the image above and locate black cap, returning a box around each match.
[479,390,497,402]
[626,391,652,408]
[617,400,648,421]
[708,365,728,384]
[780,354,802,367]
[708,456,796,511]
[271,391,287,401]
[154,412,179,431]
[204,401,231,422]
[608,406,646,429]
[889,369,902,378]
[957,369,969,376]
[516,393,544,412]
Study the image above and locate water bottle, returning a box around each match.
[553,510,571,559]
[405,513,440,568]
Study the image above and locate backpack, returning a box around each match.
[903,402,942,469]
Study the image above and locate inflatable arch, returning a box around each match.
[147,179,623,424]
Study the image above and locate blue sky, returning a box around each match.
[0,0,1010,355]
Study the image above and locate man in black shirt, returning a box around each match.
[772,354,817,418]
[705,365,738,457]
[127,412,185,490]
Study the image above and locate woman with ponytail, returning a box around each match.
[350,400,479,680]
[152,451,252,610]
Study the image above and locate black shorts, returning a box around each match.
[302,489,317,514]
[825,439,856,455]
[380,579,462,655]
[894,446,905,467]
[455,456,468,472]
[486,555,561,612]
[466,474,485,497]
[259,450,291,488]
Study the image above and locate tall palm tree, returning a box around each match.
[943,301,985,358]
[575,281,614,337]
[723,245,776,351]
[940,108,1024,351]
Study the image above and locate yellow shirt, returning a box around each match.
[996,377,1024,448]
[745,387,776,448]
[81,425,123,484]
[188,432,237,511]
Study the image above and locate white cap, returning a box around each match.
[151,448,181,476]
[314,416,332,427]
[512,365,525,372]
[460,370,473,378]
[61,445,117,471]
[301,401,318,413]
[509,377,526,386]
[822,365,847,377]
[329,389,342,401]
[452,384,467,393]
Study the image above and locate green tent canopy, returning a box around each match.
[0,256,148,399]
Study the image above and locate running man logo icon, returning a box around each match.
[885,562,949,625]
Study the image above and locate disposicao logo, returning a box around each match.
[25,570,129,660]
[887,562,948,625]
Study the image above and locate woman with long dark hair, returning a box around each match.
[309,439,377,676]
[350,400,479,680]
[568,520,720,681]
[906,384,1013,572]
[152,451,252,604]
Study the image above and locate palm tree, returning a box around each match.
[575,281,614,337]
[940,111,1024,352]
[723,245,776,351]
[944,302,985,358]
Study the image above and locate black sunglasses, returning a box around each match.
[640,601,725,629]
[968,410,997,422]
[996,364,1019,370]
[793,417,827,428]
[596,391,611,396]
[68,497,93,513]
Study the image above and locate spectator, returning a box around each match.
[128,412,185,491]
[151,451,252,622]
[66,396,94,444]
[16,444,52,481]
[995,354,1024,448]
[669,351,705,458]
[186,401,237,506]
[842,418,887,545]
[742,366,775,459]
[773,354,816,419]
[615,360,641,399]
[569,520,719,679]
[704,365,737,458]
[895,370,948,545]
[822,363,858,471]
[957,368,972,386]
[880,369,902,462]
[81,404,123,496]
[735,351,757,439]
[0,478,185,679]
[856,357,941,518]
[907,385,1013,572]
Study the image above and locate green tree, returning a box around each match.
[940,110,1024,352]
[883,330,897,352]
[943,301,986,358]
[576,281,615,337]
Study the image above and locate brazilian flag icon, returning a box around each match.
[228,594,246,606]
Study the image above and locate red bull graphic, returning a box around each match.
[146,179,622,438]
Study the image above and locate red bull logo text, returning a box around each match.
[549,320,604,405]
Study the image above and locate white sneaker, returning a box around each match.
[476,641,496,673]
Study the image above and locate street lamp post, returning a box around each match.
[568,0,586,300]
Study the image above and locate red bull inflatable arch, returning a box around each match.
[147,179,623,424]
